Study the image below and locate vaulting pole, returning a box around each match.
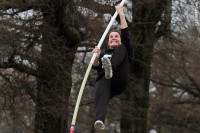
[69,0,126,132]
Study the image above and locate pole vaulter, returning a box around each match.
[69,0,126,132]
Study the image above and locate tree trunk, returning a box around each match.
[34,1,80,133]
[34,42,74,133]
[121,0,168,133]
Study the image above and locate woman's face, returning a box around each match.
[108,31,121,48]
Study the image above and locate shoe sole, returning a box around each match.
[101,57,113,79]
[94,121,105,130]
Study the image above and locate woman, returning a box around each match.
[92,4,133,130]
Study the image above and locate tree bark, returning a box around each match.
[121,0,168,133]
[34,1,80,133]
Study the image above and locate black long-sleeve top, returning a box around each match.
[92,27,133,81]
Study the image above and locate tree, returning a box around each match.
[2,0,199,133]
[0,0,81,133]
[120,0,171,132]
[149,0,200,132]
[150,29,200,133]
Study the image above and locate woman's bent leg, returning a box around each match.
[110,45,129,97]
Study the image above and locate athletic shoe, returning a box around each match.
[94,120,105,130]
[101,56,113,79]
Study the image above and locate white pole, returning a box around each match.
[69,0,126,132]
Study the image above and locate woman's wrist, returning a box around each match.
[93,58,100,66]
[119,13,125,17]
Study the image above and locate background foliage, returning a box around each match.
[0,0,200,133]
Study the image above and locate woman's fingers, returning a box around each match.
[115,4,124,15]
[92,47,101,58]
[93,47,100,53]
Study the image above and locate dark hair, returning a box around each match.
[108,29,121,36]
[102,29,121,49]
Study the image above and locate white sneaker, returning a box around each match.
[101,57,113,79]
[94,120,105,130]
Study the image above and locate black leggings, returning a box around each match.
[94,45,129,122]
